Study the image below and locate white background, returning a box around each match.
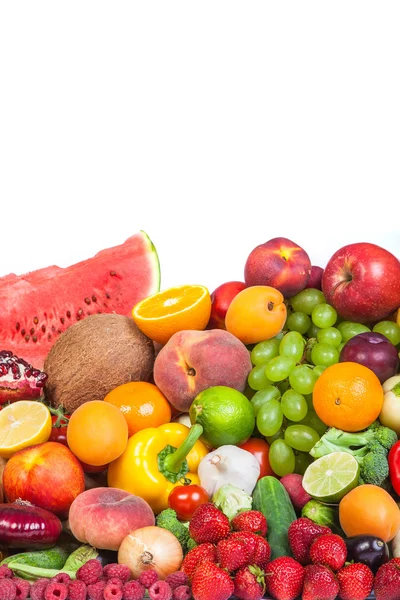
[1,2,399,293]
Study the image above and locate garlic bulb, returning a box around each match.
[198,445,260,496]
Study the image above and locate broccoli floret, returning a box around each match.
[156,509,190,552]
[186,537,198,553]
[309,424,397,487]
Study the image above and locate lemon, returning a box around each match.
[189,386,255,448]
[0,401,52,458]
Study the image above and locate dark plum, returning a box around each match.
[345,534,389,573]
[339,332,399,383]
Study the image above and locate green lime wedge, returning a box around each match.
[302,452,360,503]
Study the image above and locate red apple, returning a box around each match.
[322,242,400,323]
[244,237,311,298]
[208,281,247,329]
[305,265,324,290]
[3,441,85,517]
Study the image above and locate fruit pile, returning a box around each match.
[0,231,399,600]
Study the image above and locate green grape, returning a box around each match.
[269,439,296,476]
[337,321,371,343]
[279,331,306,362]
[281,389,308,421]
[251,386,281,415]
[311,303,338,328]
[307,323,320,339]
[277,381,291,394]
[313,365,327,378]
[248,363,273,391]
[265,356,296,382]
[317,327,342,347]
[311,343,340,367]
[294,450,314,475]
[256,399,283,437]
[373,321,400,346]
[251,339,281,366]
[304,393,314,409]
[305,338,317,363]
[297,410,328,436]
[286,312,312,335]
[284,424,320,452]
[265,424,286,444]
[337,343,345,354]
[289,365,318,395]
[290,289,326,315]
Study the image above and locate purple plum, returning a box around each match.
[339,331,399,383]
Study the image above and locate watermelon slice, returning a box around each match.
[0,231,160,368]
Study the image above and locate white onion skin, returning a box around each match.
[118,525,183,580]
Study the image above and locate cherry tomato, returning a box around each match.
[168,484,209,521]
[239,437,274,479]
[49,415,70,446]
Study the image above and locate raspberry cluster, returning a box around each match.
[0,560,192,600]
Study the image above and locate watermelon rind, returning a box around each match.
[140,230,161,294]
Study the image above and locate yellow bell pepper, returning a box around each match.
[107,422,208,514]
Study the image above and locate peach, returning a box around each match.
[68,487,155,551]
[153,329,252,412]
[244,237,311,299]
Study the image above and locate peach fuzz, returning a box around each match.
[68,487,155,551]
[153,329,252,412]
[225,286,287,345]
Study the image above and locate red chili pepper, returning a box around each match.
[388,440,400,495]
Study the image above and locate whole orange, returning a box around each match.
[67,400,128,466]
[339,484,400,542]
[104,381,172,437]
[225,286,287,345]
[312,361,384,432]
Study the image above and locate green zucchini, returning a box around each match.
[0,546,70,570]
[252,475,297,559]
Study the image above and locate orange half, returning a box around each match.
[132,284,212,345]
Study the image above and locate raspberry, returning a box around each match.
[103,581,123,600]
[103,565,131,583]
[148,581,172,600]
[165,573,188,591]
[87,581,106,600]
[51,574,71,585]
[68,580,87,600]
[14,579,30,600]
[77,560,103,585]
[122,581,145,600]
[0,567,13,579]
[138,570,159,589]
[30,579,49,600]
[44,582,68,600]
[106,579,123,588]
[172,586,191,600]
[0,579,16,600]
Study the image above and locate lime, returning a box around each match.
[302,452,360,503]
[189,386,255,448]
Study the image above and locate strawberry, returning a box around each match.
[233,566,265,600]
[230,531,271,570]
[309,533,347,571]
[216,536,252,573]
[231,510,268,537]
[265,556,304,600]
[302,564,339,600]
[288,517,332,565]
[337,563,374,600]
[180,543,218,581]
[191,561,234,600]
[189,503,230,545]
[374,558,400,600]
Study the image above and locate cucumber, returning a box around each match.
[0,546,70,570]
[252,475,297,559]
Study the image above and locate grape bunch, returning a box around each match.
[247,287,400,478]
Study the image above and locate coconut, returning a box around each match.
[44,313,155,413]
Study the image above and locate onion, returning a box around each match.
[118,526,183,580]
[0,500,62,548]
